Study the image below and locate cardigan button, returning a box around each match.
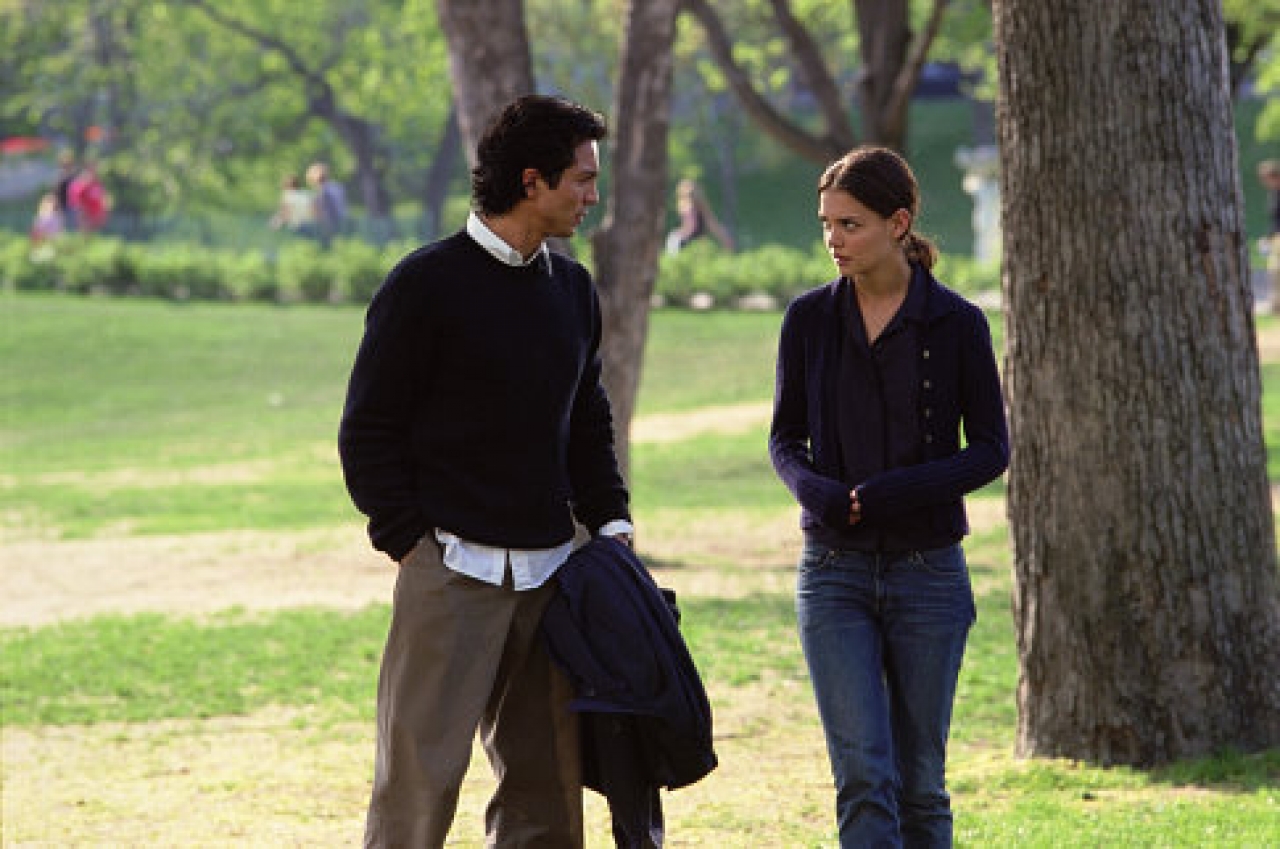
[922,349,931,359]
[924,434,934,444]
[922,379,932,390]
[924,408,933,418]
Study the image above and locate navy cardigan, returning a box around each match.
[769,266,1008,547]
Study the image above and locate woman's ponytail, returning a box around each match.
[903,231,938,270]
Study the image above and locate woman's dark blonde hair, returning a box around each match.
[818,146,938,270]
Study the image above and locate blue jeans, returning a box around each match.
[796,542,975,849]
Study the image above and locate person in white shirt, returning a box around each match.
[339,94,632,849]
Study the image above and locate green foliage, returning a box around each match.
[654,239,999,309]
[132,243,227,300]
[654,240,827,307]
[0,231,409,305]
[1,229,1001,312]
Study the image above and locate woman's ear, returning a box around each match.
[891,208,912,240]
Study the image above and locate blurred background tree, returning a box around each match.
[0,0,1275,247]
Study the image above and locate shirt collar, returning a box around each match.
[898,264,930,323]
[467,211,547,267]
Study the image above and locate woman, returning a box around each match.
[666,177,735,254]
[769,146,1008,847]
[270,173,315,235]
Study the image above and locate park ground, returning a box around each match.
[2,299,1278,846]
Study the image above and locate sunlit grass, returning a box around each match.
[2,293,1277,846]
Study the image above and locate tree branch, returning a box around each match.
[180,0,338,116]
[885,0,950,141]
[767,0,856,152]
[681,0,847,164]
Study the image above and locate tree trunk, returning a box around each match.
[591,0,680,479]
[853,0,910,149]
[995,0,1280,766]
[421,108,462,240]
[435,0,535,162]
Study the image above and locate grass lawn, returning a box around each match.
[2,292,1278,846]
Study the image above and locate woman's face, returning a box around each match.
[818,188,907,278]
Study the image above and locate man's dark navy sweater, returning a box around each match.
[338,231,630,561]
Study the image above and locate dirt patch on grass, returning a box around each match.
[0,526,393,628]
[632,401,772,445]
[0,495,1012,628]
[1256,318,1280,362]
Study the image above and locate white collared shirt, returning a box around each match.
[433,213,632,591]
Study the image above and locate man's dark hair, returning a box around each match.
[472,94,608,216]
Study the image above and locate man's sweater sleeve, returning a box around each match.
[337,265,429,561]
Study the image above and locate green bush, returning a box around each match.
[329,239,386,303]
[653,240,1000,309]
[53,237,117,294]
[0,230,1000,311]
[218,251,276,302]
[656,240,832,308]
[0,233,60,291]
[275,241,333,303]
[934,253,1001,295]
[133,243,227,301]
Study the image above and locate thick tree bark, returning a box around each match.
[591,0,680,478]
[435,0,535,162]
[996,0,1280,766]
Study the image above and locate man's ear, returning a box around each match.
[521,168,541,198]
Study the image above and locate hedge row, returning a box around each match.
[0,233,413,304]
[0,231,999,309]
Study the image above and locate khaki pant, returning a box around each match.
[364,538,583,848]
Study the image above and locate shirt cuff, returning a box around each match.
[596,519,635,538]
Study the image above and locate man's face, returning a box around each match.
[528,140,600,239]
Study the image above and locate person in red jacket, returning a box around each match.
[67,162,108,232]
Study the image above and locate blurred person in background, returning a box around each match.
[307,161,348,246]
[67,161,108,233]
[270,172,316,236]
[30,192,65,246]
[1258,159,1280,311]
[666,177,734,254]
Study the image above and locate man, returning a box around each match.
[1260,159,1280,311]
[307,161,348,246]
[338,94,632,848]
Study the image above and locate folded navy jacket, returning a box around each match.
[541,536,717,848]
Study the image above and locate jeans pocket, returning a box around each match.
[799,543,837,573]
[910,544,967,577]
